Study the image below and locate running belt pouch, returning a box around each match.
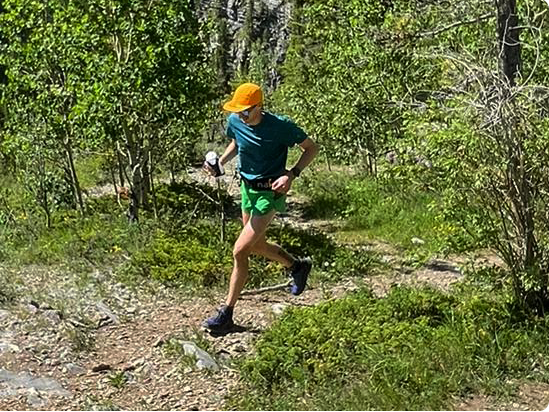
[242,176,277,191]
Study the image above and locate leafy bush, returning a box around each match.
[0,180,231,266]
[155,181,236,221]
[232,285,549,410]
[120,178,378,288]
[125,219,378,289]
[293,171,352,219]
[0,196,145,265]
[75,154,112,189]
[127,227,233,287]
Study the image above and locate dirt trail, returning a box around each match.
[0,237,504,410]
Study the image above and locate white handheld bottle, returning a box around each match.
[205,151,225,178]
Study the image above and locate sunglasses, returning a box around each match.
[240,105,257,117]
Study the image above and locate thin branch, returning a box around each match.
[240,280,292,296]
[418,13,492,38]
[196,186,218,204]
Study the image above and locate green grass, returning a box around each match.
[75,153,112,189]
[345,187,437,247]
[293,169,478,257]
[124,218,379,290]
[229,284,549,410]
[0,200,149,266]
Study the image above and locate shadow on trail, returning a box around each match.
[206,324,262,338]
[423,259,460,274]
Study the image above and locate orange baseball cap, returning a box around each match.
[223,83,263,112]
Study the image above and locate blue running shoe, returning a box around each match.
[290,257,312,295]
[203,305,234,331]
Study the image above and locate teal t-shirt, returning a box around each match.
[226,112,307,180]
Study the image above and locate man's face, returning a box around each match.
[238,105,261,125]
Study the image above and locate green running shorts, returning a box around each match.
[240,181,286,215]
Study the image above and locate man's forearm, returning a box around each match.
[293,142,319,173]
[220,140,238,166]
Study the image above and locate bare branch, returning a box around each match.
[240,280,292,296]
[418,13,492,38]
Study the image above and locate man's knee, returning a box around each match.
[233,243,253,260]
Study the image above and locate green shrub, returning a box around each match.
[128,229,232,287]
[0,180,229,266]
[122,179,379,289]
[0,177,378,290]
[125,220,378,289]
[155,181,235,221]
[293,171,352,219]
[75,154,111,188]
[295,169,481,255]
[266,224,374,279]
[231,285,549,410]
[0,201,144,266]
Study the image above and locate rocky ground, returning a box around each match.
[0,254,463,410]
[1,171,548,411]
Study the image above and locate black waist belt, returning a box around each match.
[241,176,279,191]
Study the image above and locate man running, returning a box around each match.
[203,83,318,332]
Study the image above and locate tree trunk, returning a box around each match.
[116,141,126,188]
[495,1,549,314]
[64,136,85,216]
[128,185,140,223]
[496,0,521,86]
[141,146,150,209]
[122,119,142,223]
[148,150,158,219]
[37,158,52,228]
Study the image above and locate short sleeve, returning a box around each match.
[279,116,308,147]
[225,114,237,140]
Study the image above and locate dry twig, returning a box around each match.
[240,280,292,296]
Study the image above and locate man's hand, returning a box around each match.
[271,172,294,194]
[202,161,216,176]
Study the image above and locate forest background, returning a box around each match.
[1,0,549,410]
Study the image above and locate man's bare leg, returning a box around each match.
[226,211,277,307]
[253,239,295,268]
[241,212,296,268]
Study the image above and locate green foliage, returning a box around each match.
[273,0,493,168]
[154,181,235,222]
[0,0,105,216]
[128,227,232,287]
[125,218,378,289]
[397,73,549,312]
[107,371,128,389]
[119,180,378,288]
[266,223,378,282]
[75,154,112,188]
[0,194,147,265]
[0,0,215,222]
[232,285,549,410]
[294,169,478,255]
[518,2,549,85]
[0,271,18,305]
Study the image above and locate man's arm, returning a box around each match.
[220,139,238,166]
[271,137,319,193]
[289,137,319,178]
